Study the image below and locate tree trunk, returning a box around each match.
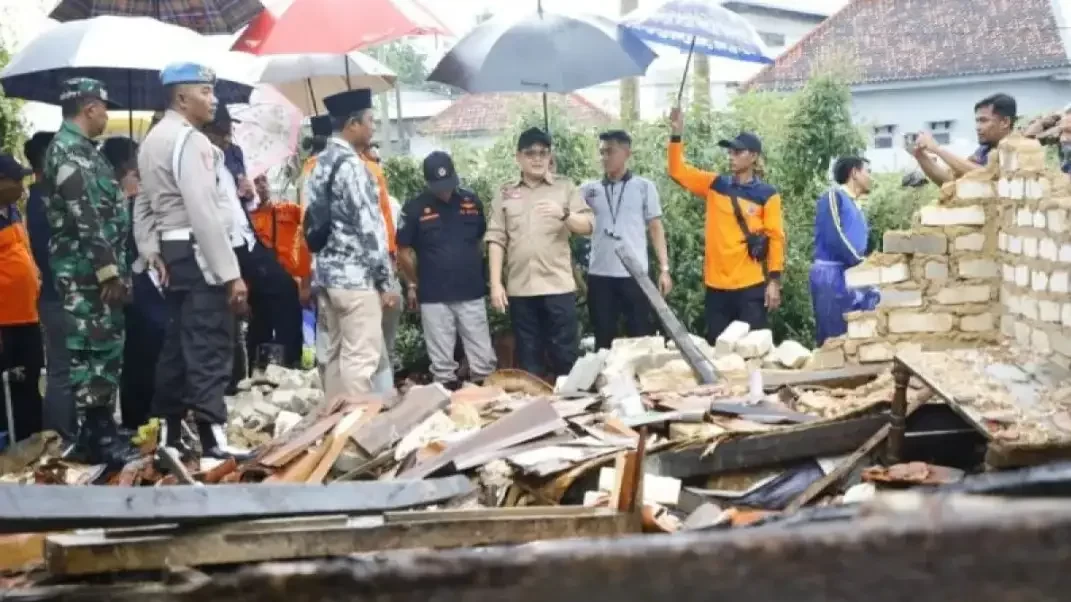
[619,0,639,122]
[693,54,710,111]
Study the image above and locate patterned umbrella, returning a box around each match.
[229,85,303,179]
[49,0,264,35]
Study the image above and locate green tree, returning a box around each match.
[376,41,456,97]
[0,43,24,156]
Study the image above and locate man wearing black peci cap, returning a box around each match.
[396,151,496,389]
[485,127,594,379]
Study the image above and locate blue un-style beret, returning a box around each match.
[160,62,217,86]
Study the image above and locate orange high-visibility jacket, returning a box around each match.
[250,201,311,279]
[0,217,39,326]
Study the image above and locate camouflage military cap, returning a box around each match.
[59,77,122,109]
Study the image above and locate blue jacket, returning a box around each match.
[25,182,57,302]
[813,187,868,267]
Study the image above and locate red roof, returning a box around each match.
[419,93,613,136]
[746,0,1071,90]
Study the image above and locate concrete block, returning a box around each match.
[1020,296,1038,320]
[847,319,879,339]
[1014,321,1031,345]
[998,231,1008,251]
[845,265,879,287]
[1032,328,1052,355]
[1061,244,1071,263]
[1002,264,1015,283]
[1023,237,1038,258]
[1034,210,1048,229]
[773,340,812,369]
[1008,236,1022,255]
[736,329,774,359]
[1015,264,1030,287]
[934,285,992,305]
[1002,290,1019,313]
[712,353,747,374]
[858,343,894,363]
[960,313,996,332]
[1001,314,1017,338]
[1026,178,1046,199]
[882,231,947,255]
[955,179,996,200]
[954,232,986,252]
[878,288,923,308]
[1048,209,1068,234]
[1039,300,1061,323]
[1032,270,1049,292]
[714,321,750,357]
[1052,331,1071,357]
[1008,178,1026,199]
[880,263,910,284]
[919,205,986,226]
[925,260,949,281]
[957,258,1000,279]
[888,312,955,334]
[1063,303,1071,326]
[1017,208,1034,226]
[1040,238,1059,262]
[806,348,845,370]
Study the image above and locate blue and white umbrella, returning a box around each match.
[623,0,773,104]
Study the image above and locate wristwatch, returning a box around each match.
[660,266,671,273]
[560,207,571,221]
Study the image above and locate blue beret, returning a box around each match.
[322,89,372,119]
[160,62,217,86]
[309,115,332,137]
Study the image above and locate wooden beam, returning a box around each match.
[761,364,888,390]
[614,243,719,384]
[0,477,474,533]
[44,509,638,576]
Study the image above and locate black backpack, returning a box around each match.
[304,156,347,253]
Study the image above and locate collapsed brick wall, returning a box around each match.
[816,135,1061,365]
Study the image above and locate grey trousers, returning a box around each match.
[38,297,75,438]
[420,298,496,383]
[371,279,401,395]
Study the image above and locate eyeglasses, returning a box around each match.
[522,148,550,159]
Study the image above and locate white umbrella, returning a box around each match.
[0,15,258,109]
[248,51,397,116]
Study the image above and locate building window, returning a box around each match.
[872,125,896,149]
[758,31,785,47]
[928,121,953,145]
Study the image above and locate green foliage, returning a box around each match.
[388,76,924,368]
[374,41,456,97]
[0,43,24,156]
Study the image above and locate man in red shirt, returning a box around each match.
[0,153,44,444]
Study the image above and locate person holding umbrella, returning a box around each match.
[485,127,593,380]
[135,63,250,462]
[43,78,139,467]
[667,107,785,344]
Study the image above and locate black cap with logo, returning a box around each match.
[0,153,31,181]
[717,132,763,154]
[423,150,459,195]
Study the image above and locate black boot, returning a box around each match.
[65,407,142,468]
[198,422,253,462]
[158,416,194,460]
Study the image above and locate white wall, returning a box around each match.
[855,75,1071,173]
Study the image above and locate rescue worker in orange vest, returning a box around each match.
[250,174,311,306]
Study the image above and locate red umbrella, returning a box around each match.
[231,0,450,55]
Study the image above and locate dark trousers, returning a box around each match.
[587,275,653,350]
[0,323,44,443]
[235,243,303,373]
[153,240,233,425]
[120,273,167,430]
[508,293,579,379]
[704,283,768,344]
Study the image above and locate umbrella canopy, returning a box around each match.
[622,0,773,63]
[427,10,657,94]
[230,85,303,179]
[49,0,265,35]
[249,51,396,116]
[231,0,449,55]
[0,16,257,109]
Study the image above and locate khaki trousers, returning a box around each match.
[319,288,383,401]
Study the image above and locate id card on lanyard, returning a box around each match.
[602,176,629,240]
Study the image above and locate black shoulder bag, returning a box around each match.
[303,156,347,254]
[729,194,769,281]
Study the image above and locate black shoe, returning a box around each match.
[158,416,195,460]
[442,380,463,392]
[65,408,142,468]
[198,422,253,462]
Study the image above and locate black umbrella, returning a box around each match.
[427,1,656,130]
[50,0,264,35]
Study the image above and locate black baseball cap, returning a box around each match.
[423,150,459,195]
[0,153,31,181]
[718,132,762,154]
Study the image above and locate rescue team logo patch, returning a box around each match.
[438,167,447,177]
[424,207,431,214]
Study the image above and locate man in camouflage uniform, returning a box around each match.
[43,78,140,467]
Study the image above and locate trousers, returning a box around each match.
[152,240,233,425]
[236,243,303,371]
[586,275,653,350]
[120,272,167,429]
[420,298,497,383]
[508,293,579,379]
[0,323,44,443]
[318,288,383,401]
[704,283,767,344]
[809,260,880,347]
[56,281,125,414]
[38,297,75,438]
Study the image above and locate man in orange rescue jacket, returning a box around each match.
[666,107,785,344]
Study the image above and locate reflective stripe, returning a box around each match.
[827,187,863,263]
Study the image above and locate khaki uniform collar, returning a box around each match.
[515,172,555,188]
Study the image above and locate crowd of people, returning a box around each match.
[0,62,1057,472]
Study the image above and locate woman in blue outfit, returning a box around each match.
[811,156,880,347]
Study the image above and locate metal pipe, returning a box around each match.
[2,370,14,446]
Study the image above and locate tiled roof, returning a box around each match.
[419,93,613,136]
[746,0,1071,90]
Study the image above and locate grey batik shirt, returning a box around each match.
[308,137,392,292]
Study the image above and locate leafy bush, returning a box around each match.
[385,76,927,369]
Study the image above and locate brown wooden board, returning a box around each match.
[352,385,450,456]
[44,508,637,576]
[0,477,474,533]
[761,364,888,390]
[644,414,889,479]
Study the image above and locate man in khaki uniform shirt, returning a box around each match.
[486,127,593,378]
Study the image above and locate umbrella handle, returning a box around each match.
[676,37,697,108]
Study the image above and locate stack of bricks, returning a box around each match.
[813,141,1017,367]
[995,136,1071,366]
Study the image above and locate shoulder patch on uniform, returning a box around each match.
[56,163,87,201]
[55,163,77,185]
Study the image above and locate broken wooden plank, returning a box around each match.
[761,364,887,390]
[615,243,719,384]
[0,476,474,533]
[259,412,344,468]
[399,398,567,479]
[44,508,636,576]
[352,384,450,456]
[307,404,382,484]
